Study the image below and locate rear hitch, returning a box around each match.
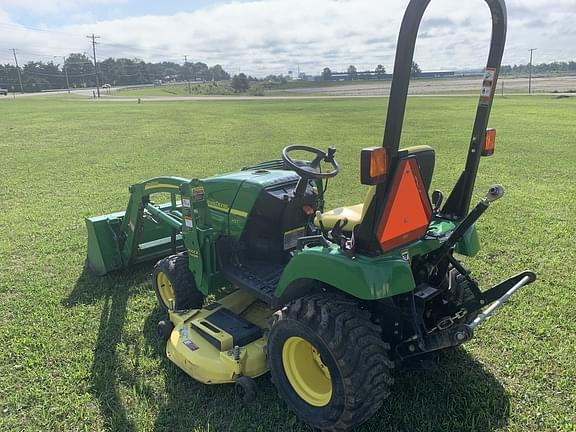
[396,324,474,359]
[397,270,536,360]
[467,272,535,330]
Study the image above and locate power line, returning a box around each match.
[0,21,81,36]
[11,49,24,93]
[86,34,101,98]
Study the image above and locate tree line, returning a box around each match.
[0,53,231,92]
[3,56,576,93]
[500,61,576,75]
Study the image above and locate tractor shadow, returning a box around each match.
[362,350,511,432]
[65,264,510,432]
[142,310,511,432]
[64,263,152,432]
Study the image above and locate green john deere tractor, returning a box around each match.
[86,0,535,429]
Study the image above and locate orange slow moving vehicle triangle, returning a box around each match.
[377,158,432,252]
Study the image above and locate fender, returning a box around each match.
[275,245,416,303]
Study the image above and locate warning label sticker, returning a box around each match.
[183,339,199,351]
[484,69,496,81]
[191,187,205,202]
[479,67,497,105]
[481,86,492,97]
[184,216,194,228]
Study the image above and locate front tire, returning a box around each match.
[152,253,203,313]
[267,294,394,431]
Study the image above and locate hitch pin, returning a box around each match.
[468,275,531,330]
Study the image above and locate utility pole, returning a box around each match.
[184,55,191,94]
[55,55,71,93]
[528,48,537,95]
[87,34,101,97]
[63,56,70,94]
[11,49,24,93]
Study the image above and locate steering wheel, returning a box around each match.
[282,145,340,179]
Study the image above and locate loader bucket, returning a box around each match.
[85,211,125,276]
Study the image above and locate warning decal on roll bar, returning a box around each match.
[479,68,496,105]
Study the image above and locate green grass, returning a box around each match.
[0,95,575,432]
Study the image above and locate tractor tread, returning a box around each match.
[152,253,203,313]
[268,293,394,432]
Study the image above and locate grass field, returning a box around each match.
[0,95,575,432]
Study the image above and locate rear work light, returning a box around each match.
[377,157,432,253]
[360,147,389,185]
[482,128,496,156]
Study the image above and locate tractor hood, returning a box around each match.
[202,168,300,235]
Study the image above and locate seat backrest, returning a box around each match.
[397,145,435,191]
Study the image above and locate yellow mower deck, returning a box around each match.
[166,290,271,384]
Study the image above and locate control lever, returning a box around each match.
[330,218,353,253]
[325,147,337,163]
[431,190,444,214]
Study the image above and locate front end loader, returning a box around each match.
[85,0,535,430]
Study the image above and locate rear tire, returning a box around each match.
[267,294,394,431]
[152,253,204,313]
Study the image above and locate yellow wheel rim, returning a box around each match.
[282,336,332,407]
[156,271,175,308]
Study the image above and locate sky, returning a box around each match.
[0,0,575,76]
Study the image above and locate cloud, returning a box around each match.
[0,0,575,75]
[0,0,126,14]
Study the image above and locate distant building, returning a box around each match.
[319,70,456,81]
[417,71,456,79]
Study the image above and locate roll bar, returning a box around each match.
[354,0,507,252]
[382,0,507,219]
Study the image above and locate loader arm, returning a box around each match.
[119,176,189,265]
[86,176,190,275]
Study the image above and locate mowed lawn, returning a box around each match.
[0,95,574,432]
